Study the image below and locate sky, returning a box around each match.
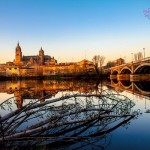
[0,0,150,64]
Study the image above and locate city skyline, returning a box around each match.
[0,0,150,64]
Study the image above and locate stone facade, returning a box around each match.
[43,60,94,76]
[14,43,57,66]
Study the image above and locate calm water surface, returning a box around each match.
[0,79,150,150]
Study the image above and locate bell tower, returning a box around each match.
[15,43,22,64]
[39,47,44,65]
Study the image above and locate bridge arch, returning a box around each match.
[120,67,132,74]
[134,63,150,74]
[119,81,132,90]
[111,79,119,86]
[111,69,119,75]
[134,82,150,95]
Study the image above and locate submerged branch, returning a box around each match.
[0,90,138,148]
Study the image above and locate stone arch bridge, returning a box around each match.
[105,57,150,81]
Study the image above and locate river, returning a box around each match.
[0,79,150,150]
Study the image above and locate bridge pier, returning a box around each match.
[130,74,150,81]
[110,75,117,80]
[110,74,130,80]
[117,74,130,81]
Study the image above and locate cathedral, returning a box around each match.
[0,43,95,77]
[14,43,57,66]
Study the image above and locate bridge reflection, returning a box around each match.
[110,79,150,96]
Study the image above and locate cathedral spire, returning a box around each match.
[40,47,43,51]
[39,47,44,53]
[16,42,21,49]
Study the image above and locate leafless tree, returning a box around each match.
[106,61,115,68]
[92,55,105,79]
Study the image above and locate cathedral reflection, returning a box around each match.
[1,79,150,109]
[0,80,97,109]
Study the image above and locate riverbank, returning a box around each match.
[0,72,109,81]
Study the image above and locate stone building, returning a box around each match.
[114,58,125,65]
[14,43,57,66]
[43,60,94,76]
[105,58,125,68]
[0,43,95,77]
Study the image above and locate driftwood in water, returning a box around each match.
[0,90,138,149]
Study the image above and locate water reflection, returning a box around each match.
[0,80,150,110]
[0,79,139,149]
[110,80,150,97]
[0,80,98,109]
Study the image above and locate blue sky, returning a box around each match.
[0,0,150,64]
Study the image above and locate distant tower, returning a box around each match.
[39,47,44,65]
[15,43,22,64]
